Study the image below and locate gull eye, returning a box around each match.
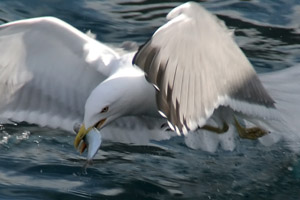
[100,106,109,113]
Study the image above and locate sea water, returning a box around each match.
[0,0,300,199]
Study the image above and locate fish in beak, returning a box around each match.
[74,119,106,162]
[84,128,102,161]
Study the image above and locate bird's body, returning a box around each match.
[0,2,300,154]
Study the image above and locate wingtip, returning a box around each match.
[166,1,198,20]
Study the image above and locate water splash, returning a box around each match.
[0,131,11,145]
[16,131,31,140]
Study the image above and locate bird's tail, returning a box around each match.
[258,65,300,152]
[185,65,300,152]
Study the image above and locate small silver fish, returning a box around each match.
[84,128,102,162]
[85,128,102,161]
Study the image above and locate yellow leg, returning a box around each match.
[201,122,229,134]
[234,117,268,140]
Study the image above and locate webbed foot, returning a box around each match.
[234,117,268,140]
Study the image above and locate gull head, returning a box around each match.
[74,67,152,152]
[73,77,129,151]
[83,79,126,130]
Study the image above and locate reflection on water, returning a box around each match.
[0,0,300,199]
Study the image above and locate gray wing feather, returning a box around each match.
[0,17,118,131]
[133,2,275,133]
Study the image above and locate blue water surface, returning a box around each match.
[0,0,300,199]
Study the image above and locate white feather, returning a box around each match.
[0,17,119,131]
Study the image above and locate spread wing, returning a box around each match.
[0,17,119,131]
[133,2,275,134]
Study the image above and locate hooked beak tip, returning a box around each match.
[74,124,89,149]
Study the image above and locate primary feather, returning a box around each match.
[133,2,276,134]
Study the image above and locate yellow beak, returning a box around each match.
[74,119,106,154]
[74,124,92,153]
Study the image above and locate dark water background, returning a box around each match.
[0,0,300,199]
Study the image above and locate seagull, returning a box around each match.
[0,2,299,154]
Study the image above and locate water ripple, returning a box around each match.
[0,0,300,199]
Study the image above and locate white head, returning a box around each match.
[82,65,151,129]
[73,60,151,151]
[83,77,131,130]
[74,77,127,154]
